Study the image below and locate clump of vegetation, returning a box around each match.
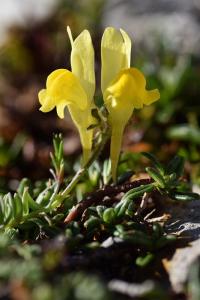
[0,133,199,299]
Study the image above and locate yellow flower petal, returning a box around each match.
[48,69,88,110]
[107,103,133,182]
[120,28,132,67]
[38,69,88,118]
[101,27,131,93]
[46,69,66,89]
[68,104,95,164]
[56,102,67,119]
[104,68,160,111]
[79,127,93,164]
[66,27,96,163]
[104,67,160,181]
[67,26,95,102]
[143,89,160,105]
[39,89,56,113]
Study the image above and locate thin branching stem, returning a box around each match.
[61,127,110,198]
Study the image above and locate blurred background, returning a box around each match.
[0,0,200,190]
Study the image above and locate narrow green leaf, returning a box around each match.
[0,199,5,224]
[3,194,14,225]
[17,178,31,197]
[115,184,154,217]
[84,216,101,231]
[25,190,41,211]
[146,167,165,188]
[35,185,55,205]
[53,134,59,156]
[22,189,29,216]
[102,159,111,185]
[166,155,185,178]
[103,208,116,223]
[96,206,107,218]
[6,193,17,219]
[156,235,176,249]
[123,230,153,248]
[122,184,154,200]
[115,198,132,217]
[136,253,154,267]
[152,223,164,239]
[170,191,200,201]
[13,194,23,222]
[141,152,164,174]
[58,139,63,162]
[50,152,58,171]
[117,170,134,185]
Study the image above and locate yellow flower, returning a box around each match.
[101,27,160,181]
[38,27,96,164]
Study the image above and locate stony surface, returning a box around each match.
[108,279,155,297]
[165,239,200,293]
[163,198,200,293]
[165,199,200,239]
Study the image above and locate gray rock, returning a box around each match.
[163,198,200,293]
[108,279,155,297]
[103,0,200,54]
[165,200,200,239]
[101,237,123,247]
[166,239,200,293]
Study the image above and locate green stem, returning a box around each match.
[61,128,110,198]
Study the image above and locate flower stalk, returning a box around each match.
[61,125,110,198]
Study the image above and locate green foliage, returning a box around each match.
[167,124,200,145]
[0,134,198,299]
[142,152,199,201]
[50,133,65,181]
[0,135,67,234]
[0,231,111,300]
[0,135,198,238]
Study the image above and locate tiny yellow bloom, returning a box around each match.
[101,27,160,181]
[39,27,96,164]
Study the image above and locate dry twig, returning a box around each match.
[64,179,152,223]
